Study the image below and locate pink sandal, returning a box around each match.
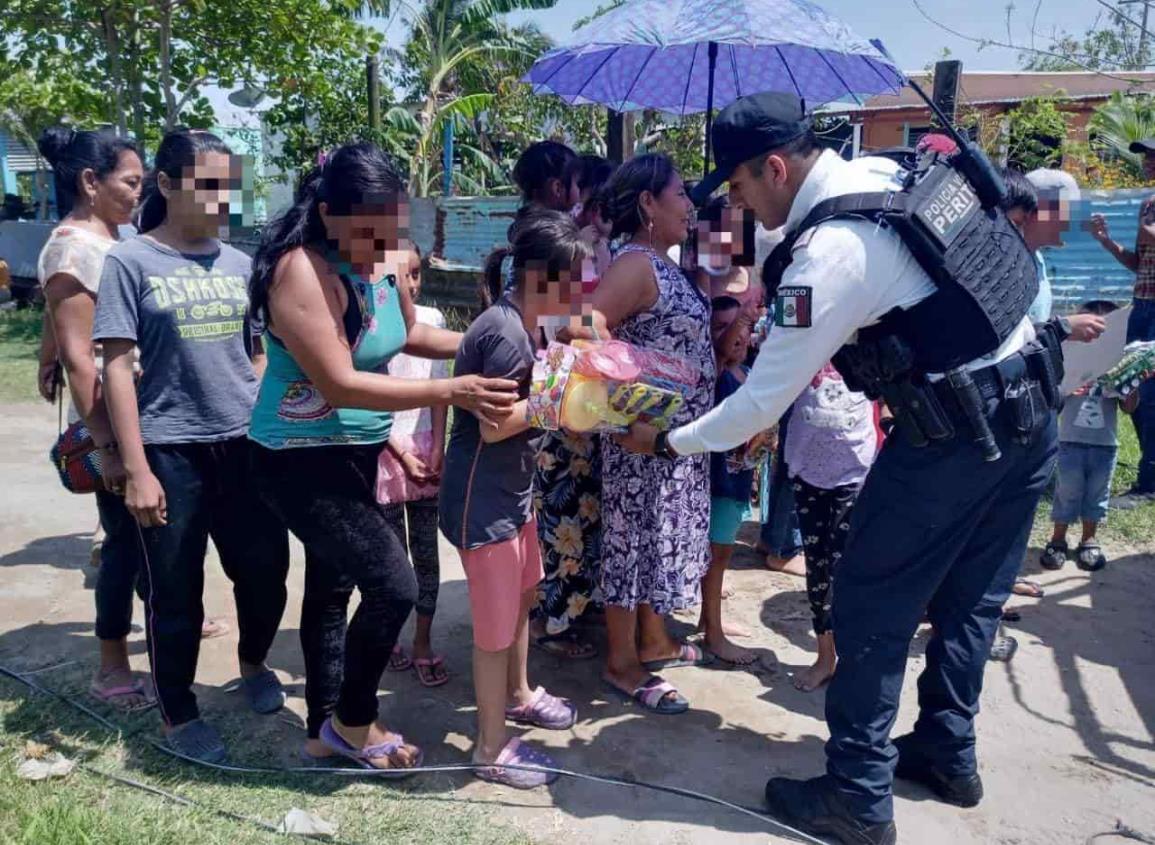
[412,655,448,687]
[386,645,412,672]
[89,677,156,713]
[474,737,559,789]
[505,687,576,730]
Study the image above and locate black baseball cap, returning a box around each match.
[1130,138,1155,155]
[691,92,812,206]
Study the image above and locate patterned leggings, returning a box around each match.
[794,479,861,636]
[382,498,441,618]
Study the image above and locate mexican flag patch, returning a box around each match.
[775,286,812,328]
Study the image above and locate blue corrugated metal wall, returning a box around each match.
[1044,187,1150,312]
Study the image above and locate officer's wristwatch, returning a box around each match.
[1055,315,1073,342]
[653,430,679,459]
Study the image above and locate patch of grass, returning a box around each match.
[0,307,44,405]
[0,674,528,845]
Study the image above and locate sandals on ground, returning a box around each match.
[1075,541,1107,572]
[318,718,423,777]
[532,630,597,660]
[605,676,689,715]
[505,686,577,730]
[386,645,412,672]
[1039,541,1068,571]
[413,655,449,688]
[641,642,714,672]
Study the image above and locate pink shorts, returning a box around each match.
[458,518,543,652]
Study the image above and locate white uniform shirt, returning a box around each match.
[669,150,1035,456]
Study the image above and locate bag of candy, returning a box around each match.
[527,340,698,433]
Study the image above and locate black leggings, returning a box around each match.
[382,499,440,618]
[137,439,289,727]
[251,443,417,739]
[794,478,860,636]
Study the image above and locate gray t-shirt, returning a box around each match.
[1058,392,1119,448]
[92,235,258,445]
[439,296,538,550]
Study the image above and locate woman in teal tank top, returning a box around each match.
[247,143,518,772]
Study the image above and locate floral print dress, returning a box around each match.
[532,430,602,634]
[600,244,715,614]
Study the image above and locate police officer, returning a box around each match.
[616,92,1068,845]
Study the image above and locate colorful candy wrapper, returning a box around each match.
[528,340,697,433]
[1099,341,1155,398]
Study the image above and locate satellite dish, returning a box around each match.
[228,85,267,109]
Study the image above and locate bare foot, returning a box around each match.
[765,553,806,577]
[201,618,231,639]
[793,655,836,692]
[697,619,751,639]
[705,632,756,666]
[331,718,422,771]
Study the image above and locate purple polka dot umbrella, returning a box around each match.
[522,0,906,173]
[523,0,904,112]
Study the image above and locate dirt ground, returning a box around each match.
[2,399,1154,845]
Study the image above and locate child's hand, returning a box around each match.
[400,451,437,483]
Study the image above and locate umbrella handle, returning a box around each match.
[703,41,718,182]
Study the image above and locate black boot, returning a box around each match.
[893,733,984,808]
[764,775,897,845]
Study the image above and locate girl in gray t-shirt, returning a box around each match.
[439,209,592,789]
[94,129,290,765]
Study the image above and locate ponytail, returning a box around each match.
[249,141,406,321]
[250,168,326,319]
[481,208,591,311]
[481,246,511,309]
[37,127,139,219]
[138,128,232,233]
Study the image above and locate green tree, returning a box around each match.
[392,0,558,196]
[1021,10,1147,72]
[0,62,109,216]
[1089,91,1155,170]
[1,0,390,140]
[1004,95,1069,171]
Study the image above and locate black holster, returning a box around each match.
[834,335,955,449]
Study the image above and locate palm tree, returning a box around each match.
[394,0,557,196]
[1089,91,1155,172]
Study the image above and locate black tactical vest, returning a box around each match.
[764,153,1039,374]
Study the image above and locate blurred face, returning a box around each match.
[159,151,236,236]
[1024,193,1072,250]
[640,173,693,247]
[321,197,410,271]
[87,149,144,226]
[698,206,755,270]
[521,256,597,332]
[404,248,422,300]
[1144,152,1155,181]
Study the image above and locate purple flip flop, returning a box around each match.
[474,737,560,790]
[505,687,577,730]
[318,718,423,778]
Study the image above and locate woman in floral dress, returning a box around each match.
[575,154,715,713]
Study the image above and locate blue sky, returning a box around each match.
[210,0,1113,125]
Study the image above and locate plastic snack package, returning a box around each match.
[528,340,697,433]
[1099,341,1155,399]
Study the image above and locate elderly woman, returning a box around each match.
[569,154,715,713]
